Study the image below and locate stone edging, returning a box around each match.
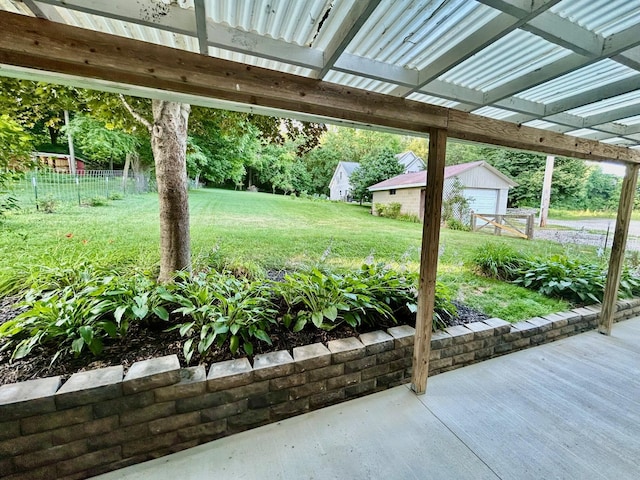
[1,299,639,479]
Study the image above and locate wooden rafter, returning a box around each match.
[0,11,638,163]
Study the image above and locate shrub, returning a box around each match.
[472,242,529,280]
[446,218,470,231]
[38,196,57,213]
[515,255,605,304]
[87,196,109,207]
[108,192,124,200]
[375,202,402,219]
[163,271,276,362]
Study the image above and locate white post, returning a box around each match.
[539,155,554,227]
[64,110,76,175]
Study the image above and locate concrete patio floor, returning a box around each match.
[95,317,640,480]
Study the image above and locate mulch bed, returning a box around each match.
[0,298,487,387]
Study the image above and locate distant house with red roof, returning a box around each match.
[368,161,517,221]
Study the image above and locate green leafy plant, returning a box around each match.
[38,196,57,213]
[472,242,529,281]
[87,196,109,207]
[375,202,402,219]
[108,192,124,200]
[433,282,457,331]
[1,285,116,362]
[277,264,419,332]
[515,255,605,304]
[164,272,276,362]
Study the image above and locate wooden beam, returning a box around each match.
[598,163,640,335]
[411,128,447,395]
[0,11,639,163]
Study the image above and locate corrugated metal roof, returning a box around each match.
[2,0,640,150]
[439,30,572,91]
[515,60,638,104]
[369,161,513,191]
[551,0,640,36]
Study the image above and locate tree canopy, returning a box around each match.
[350,148,405,202]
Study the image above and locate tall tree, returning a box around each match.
[482,147,588,208]
[64,115,138,169]
[121,97,191,282]
[350,148,405,203]
[0,78,84,147]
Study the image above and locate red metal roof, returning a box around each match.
[368,160,517,191]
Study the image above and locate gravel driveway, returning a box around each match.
[536,218,640,251]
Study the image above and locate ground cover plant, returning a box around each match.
[472,242,640,304]
[0,188,611,384]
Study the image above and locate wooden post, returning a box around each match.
[539,155,554,227]
[599,163,639,335]
[494,215,503,235]
[526,214,535,239]
[470,212,476,231]
[411,128,447,395]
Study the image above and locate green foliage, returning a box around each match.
[375,202,402,218]
[473,243,640,305]
[108,192,124,200]
[481,147,587,209]
[0,271,164,363]
[87,197,109,207]
[442,178,471,225]
[350,148,405,203]
[277,264,418,331]
[0,114,34,169]
[162,271,276,362]
[65,115,138,168]
[515,256,606,304]
[445,218,470,231]
[472,242,530,281]
[583,166,620,211]
[38,196,57,213]
[433,282,457,331]
[445,142,484,166]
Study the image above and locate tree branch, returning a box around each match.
[119,94,152,131]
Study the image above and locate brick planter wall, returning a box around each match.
[1,298,639,479]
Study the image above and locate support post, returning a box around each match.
[411,128,447,395]
[64,110,76,175]
[599,163,639,335]
[539,155,554,227]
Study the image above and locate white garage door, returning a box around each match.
[464,188,498,214]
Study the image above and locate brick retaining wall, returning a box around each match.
[1,299,639,479]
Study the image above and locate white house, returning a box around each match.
[328,161,360,201]
[368,161,518,220]
[328,151,425,201]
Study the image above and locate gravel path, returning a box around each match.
[535,218,640,251]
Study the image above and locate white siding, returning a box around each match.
[456,168,513,189]
[329,164,352,201]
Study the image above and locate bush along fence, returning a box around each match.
[1,298,639,479]
[13,170,151,208]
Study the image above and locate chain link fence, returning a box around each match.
[11,170,151,208]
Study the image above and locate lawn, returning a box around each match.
[0,188,598,321]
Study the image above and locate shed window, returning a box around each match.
[389,189,396,195]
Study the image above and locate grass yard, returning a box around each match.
[1,188,600,321]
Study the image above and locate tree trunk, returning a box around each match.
[48,126,59,145]
[122,152,131,193]
[151,100,191,283]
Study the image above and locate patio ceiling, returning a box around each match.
[1,0,640,160]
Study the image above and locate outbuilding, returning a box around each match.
[368,161,517,220]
